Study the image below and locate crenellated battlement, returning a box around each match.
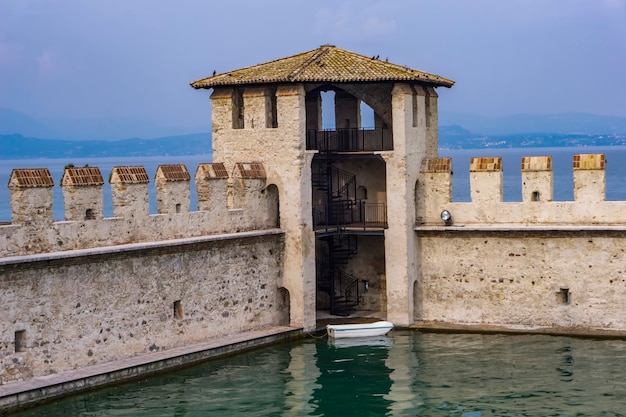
[418,153,624,227]
[0,162,279,258]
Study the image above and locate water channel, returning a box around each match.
[13,330,626,416]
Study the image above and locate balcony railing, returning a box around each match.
[313,201,387,232]
[306,128,393,152]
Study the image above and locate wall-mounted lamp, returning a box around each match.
[440,210,452,226]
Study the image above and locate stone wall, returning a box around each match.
[415,153,626,331]
[0,163,278,258]
[0,231,286,384]
[417,231,626,329]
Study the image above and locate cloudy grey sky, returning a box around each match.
[1,0,625,135]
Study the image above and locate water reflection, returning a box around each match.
[11,331,626,416]
[313,335,393,416]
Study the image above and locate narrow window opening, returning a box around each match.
[425,94,432,128]
[232,88,244,129]
[14,330,25,353]
[531,191,540,202]
[175,203,181,213]
[267,89,278,128]
[173,300,183,319]
[85,208,94,220]
[412,93,419,127]
[560,288,571,305]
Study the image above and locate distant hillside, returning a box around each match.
[438,124,626,149]
[439,112,626,136]
[0,133,212,159]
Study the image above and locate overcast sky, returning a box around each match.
[1,0,625,134]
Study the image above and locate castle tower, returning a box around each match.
[191,45,454,328]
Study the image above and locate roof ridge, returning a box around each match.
[287,45,332,81]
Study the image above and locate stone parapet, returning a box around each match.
[419,153,616,226]
[0,162,277,258]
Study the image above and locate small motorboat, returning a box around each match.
[326,321,394,339]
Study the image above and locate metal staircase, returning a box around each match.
[313,161,365,316]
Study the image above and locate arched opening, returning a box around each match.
[85,208,95,220]
[265,184,280,228]
[277,287,291,326]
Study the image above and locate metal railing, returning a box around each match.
[306,128,393,152]
[312,201,387,231]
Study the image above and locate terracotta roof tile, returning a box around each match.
[9,168,54,188]
[421,158,452,173]
[470,157,502,172]
[234,162,266,179]
[62,167,104,186]
[191,45,454,89]
[521,156,552,172]
[573,154,605,170]
[156,164,191,181]
[110,166,150,184]
[196,163,229,179]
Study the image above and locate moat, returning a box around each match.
[13,330,626,416]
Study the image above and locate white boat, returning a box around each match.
[326,320,394,339]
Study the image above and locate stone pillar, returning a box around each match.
[243,87,272,130]
[211,88,234,139]
[61,167,105,221]
[110,166,150,219]
[155,164,191,214]
[275,85,315,330]
[384,83,428,327]
[521,156,553,202]
[469,157,503,202]
[8,168,54,224]
[418,157,452,224]
[305,90,322,131]
[573,154,605,202]
[424,86,439,158]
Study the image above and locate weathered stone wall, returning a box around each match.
[0,163,278,258]
[416,231,626,329]
[211,85,316,330]
[415,153,626,331]
[0,231,286,384]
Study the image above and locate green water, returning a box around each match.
[13,331,626,416]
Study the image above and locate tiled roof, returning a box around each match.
[421,158,452,173]
[62,167,104,186]
[573,154,605,170]
[191,45,454,89]
[110,166,150,184]
[470,157,502,172]
[196,163,229,179]
[521,156,552,172]
[9,168,54,188]
[156,164,191,181]
[234,162,266,179]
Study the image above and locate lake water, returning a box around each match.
[2,146,626,221]
[12,330,626,416]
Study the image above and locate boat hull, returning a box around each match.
[326,321,394,339]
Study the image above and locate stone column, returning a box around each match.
[384,83,428,327]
